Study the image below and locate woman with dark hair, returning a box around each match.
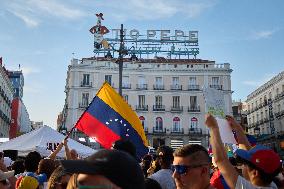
[47,166,71,189]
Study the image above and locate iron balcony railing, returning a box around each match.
[170,106,183,112]
[153,127,166,133]
[136,84,148,90]
[210,85,223,90]
[80,81,93,87]
[170,84,182,90]
[153,105,166,111]
[188,85,200,91]
[135,105,148,111]
[188,106,200,112]
[122,83,131,89]
[153,84,165,90]
[188,128,202,135]
[144,127,148,133]
[171,128,184,134]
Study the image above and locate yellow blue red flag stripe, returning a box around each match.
[75,82,148,158]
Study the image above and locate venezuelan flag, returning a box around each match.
[75,82,148,158]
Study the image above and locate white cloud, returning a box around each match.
[30,0,86,19]
[250,29,277,40]
[21,66,41,76]
[5,0,86,28]
[11,11,39,28]
[101,0,215,22]
[243,73,276,87]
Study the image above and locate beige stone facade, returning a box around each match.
[0,65,13,138]
[61,57,232,149]
[246,71,284,153]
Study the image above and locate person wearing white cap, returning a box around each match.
[0,170,15,189]
[3,158,13,170]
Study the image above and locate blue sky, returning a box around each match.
[0,0,284,128]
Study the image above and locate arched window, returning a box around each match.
[190,117,198,128]
[155,117,163,131]
[139,116,145,128]
[173,117,180,132]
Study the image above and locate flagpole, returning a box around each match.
[65,82,110,140]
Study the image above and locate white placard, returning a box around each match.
[216,118,237,144]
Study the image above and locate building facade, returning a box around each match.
[0,59,13,138]
[246,71,284,157]
[8,71,32,138]
[60,57,232,149]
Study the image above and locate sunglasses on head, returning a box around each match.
[171,164,208,175]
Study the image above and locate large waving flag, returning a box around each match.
[75,82,148,158]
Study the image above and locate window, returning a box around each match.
[138,95,145,107]
[155,117,163,131]
[212,77,219,85]
[123,94,128,103]
[269,92,272,100]
[260,112,263,120]
[122,76,130,88]
[190,96,197,109]
[83,74,90,85]
[173,117,180,131]
[139,116,145,128]
[155,96,163,106]
[173,96,180,108]
[138,76,145,85]
[172,77,179,85]
[189,77,196,85]
[105,75,112,85]
[82,93,89,106]
[190,117,198,128]
[155,77,162,85]
[276,88,279,95]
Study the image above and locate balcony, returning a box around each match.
[144,127,148,133]
[188,85,200,91]
[274,91,284,102]
[81,81,92,87]
[153,105,166,111]
[210,85,223,90]
[188,128,202,135]
[170,84,182,90]
[275,110,284,118]
[153,128,166,134]
[136,84,148,90]
[171,128,184,134]
[122,83,131,89]
[79,103,88,109]
[153,84,165,90]
[135,105,148,111]
[170,106,183,113]
[188,106,201,112]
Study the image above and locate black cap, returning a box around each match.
[61,149,145,189]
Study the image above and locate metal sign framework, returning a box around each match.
[93,29,199,59]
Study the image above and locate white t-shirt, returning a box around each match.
[149,169,176,189]
[235,176,278,189]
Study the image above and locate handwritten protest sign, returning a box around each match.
[203,87,236,144]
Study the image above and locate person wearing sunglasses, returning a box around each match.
[172,144,214,189]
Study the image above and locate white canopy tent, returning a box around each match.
[0,126,96,158]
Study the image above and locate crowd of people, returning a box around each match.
[0,114,283,189]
